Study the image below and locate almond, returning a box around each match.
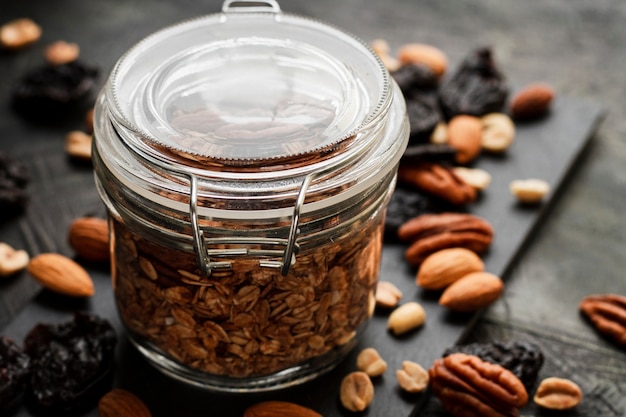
[416,247,484,290]
[447,115,482,164]
[397,43,448,77]
[510,82,555,121]
[27,253,95,297]
[439,271,503,312]
[68,217,110,262]
[98,389,152,417]
[243,401,322,417]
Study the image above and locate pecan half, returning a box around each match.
[398,163,476,205]
[429,353,528,417]
[579,294,626,348]
[397,213,493,265]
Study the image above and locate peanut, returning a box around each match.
[387,302,426,335]
[430,121,448,144]
[453,167,492,191]
[370,38,401,72]
[375,280,403,309]
[65,131,92,161]
[356,348,387,377]
[0,18,41,50]
[396,361,429,393]
[0,242,30,277]
[339,371,374,412]
[45,40,80,65]
[534,377,582,410]
[510,178,550,203]
[481,113,515,152]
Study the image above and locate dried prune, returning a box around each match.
[0,151,30,216]
[401,143,457,165]
[406,94,441,144]
[385,184,453,240]
[391,63,439,97]
[443,340,544,392]
[12,61,99,117]
[439,47,509,119]
[0,336,31,409]
[23,312,117,414]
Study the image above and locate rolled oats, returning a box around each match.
[112,217,383,378]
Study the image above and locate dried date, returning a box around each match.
[391,63,439,97]
[23,312,117,414]
[439,47,509,119]
[443,340,544,392]
[0,151,30,216]
[12,61,99,118]
[406,94,441,144]
[384,185,453,240]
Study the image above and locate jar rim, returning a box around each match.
[106,8,391,168]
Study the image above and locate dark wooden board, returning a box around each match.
[0,96,603,417]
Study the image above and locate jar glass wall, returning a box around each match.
[93,0,408,392]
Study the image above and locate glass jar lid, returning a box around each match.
[107,0,391,167]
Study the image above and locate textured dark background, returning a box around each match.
[1,0,625,416]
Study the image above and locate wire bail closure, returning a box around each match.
[189,172,314,277]
[221,0,281,14]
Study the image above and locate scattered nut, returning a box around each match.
[243,401,322,417]
[439,271,503,312]
[44,40,80,65]
[416,247,484,290]
[447,115,483,164]
[65,131,93,161]
[85,107,95,133]
[481,113,515,152]
[396,361,429,393]
[429,121,448,144]
[534,377,582,410]
[510,178,550,203]
[397,43,448,78]
[0,18,41,50]
[356,347,387,377]
[452,167,492,191]
[398,163,477,206]
[510,82,555,121]
[339,371,374,412]
[387,301,426,335]
[375,280,403,308]
[429,353,528,416]
[370,38,401,72]
[398,212,494,265]
[0,242,30,277]
[68,217,110,262]
[27,253,95,297]
[579,294,626,347]
[98,388,152,417]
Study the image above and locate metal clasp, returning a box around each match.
[221,0,282,14]
[190,172,314,277]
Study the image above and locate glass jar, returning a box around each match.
[93,0,409,392]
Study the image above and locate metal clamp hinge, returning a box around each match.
[189,173,313,277]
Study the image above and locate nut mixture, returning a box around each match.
[112,217,382,378]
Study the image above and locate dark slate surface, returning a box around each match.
[1,0,625,416]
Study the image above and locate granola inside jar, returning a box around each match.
[93,0,409,391]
